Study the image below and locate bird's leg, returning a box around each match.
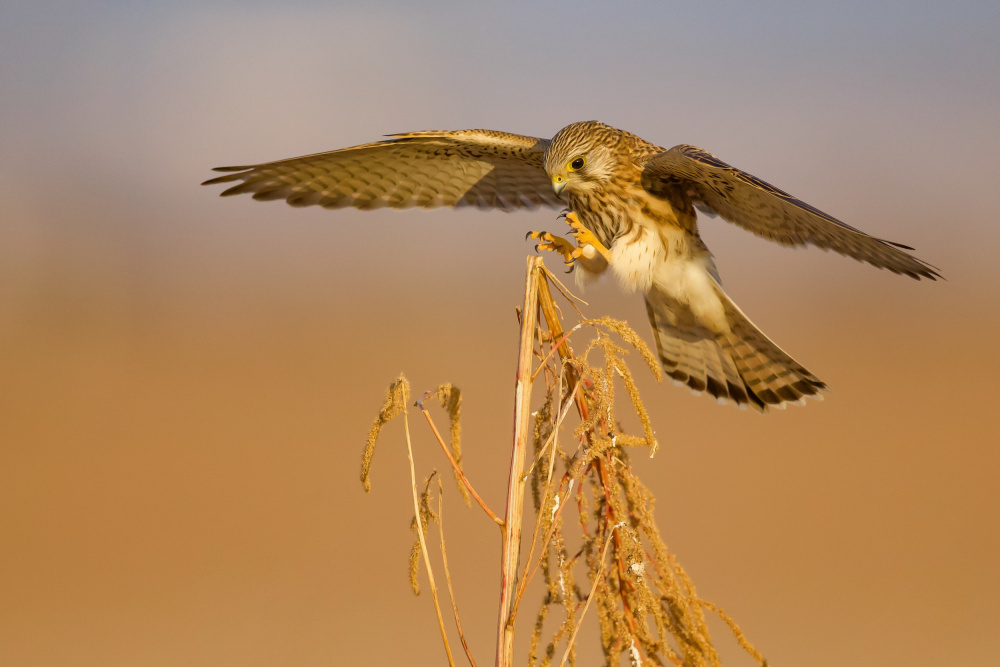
[562,211,612,263]
[527,230,578,268]
[528,212,613,271]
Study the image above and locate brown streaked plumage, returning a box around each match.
[204,120,939,412]
[203,130,560,211]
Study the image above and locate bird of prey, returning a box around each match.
[203,121,938,412]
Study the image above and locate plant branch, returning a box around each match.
[418,404,503,526]
[558,521,624,667]
[404,408,456,667]
[437,484,479,667]
[495,256,543,667]
[512,374,583,620]
[530,326,584,382]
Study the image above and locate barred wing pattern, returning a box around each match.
[203,130,563,212]
[641,145,940,280]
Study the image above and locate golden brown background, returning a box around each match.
[2,2,998,665]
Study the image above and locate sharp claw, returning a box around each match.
[525,230,533,241]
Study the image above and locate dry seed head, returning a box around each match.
[611,357,659,456]
[434,384,470,506]
[530,394,555,511]
[360,375,410,492]
[528,602,550,667]
[699,600,767,666]
[589,316,662,382]
[371,259,764,667]
[407,471,439,597]
[408,539,422,596]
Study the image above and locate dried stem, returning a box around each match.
[419,404,503,526]
[496,256,543,667]
[363,256,761,667]
[530,326,583,382]
[512,468,579,623]
[404,408,456,667]
[540,266,589,311]
[523,375,581,481]
[537,274,589,420]
[438,483,479,667]
[518,364,566,593]
[558,522,623,667]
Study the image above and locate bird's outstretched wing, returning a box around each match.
[203,130,562,212]
[640,145,940,280]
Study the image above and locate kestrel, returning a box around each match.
[204,121,938,412]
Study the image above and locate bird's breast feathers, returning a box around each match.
[601,194,729,334]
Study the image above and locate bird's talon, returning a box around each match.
[528,230,577,264]
[561,212,612,263]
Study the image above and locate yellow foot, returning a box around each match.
[527,230,577,268]
[562,212,612,263]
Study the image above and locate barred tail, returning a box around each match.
[644,284,828,412]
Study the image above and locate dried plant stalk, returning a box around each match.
[403,409,456,667]
[497,256,544,667]
[427,384,470,507]
[437,483,480,667]
[359,256,767,667]
[528,269,766,667]
[418,399,502,526]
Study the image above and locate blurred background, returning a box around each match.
[2,1,998,665]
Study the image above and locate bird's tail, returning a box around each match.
[644,283,828,412]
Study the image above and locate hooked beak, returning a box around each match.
[551,176,567,196]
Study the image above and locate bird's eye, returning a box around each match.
[569,156,586,171]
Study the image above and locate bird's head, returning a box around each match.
[543,121,622,197]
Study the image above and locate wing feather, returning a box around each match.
[202,129,563,212]
[640,145,940,280]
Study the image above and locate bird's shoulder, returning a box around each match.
[620,130,668,161]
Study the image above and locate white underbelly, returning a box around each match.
[653,255,730,333]
[608,225,662,293]
[608,223,730,334]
